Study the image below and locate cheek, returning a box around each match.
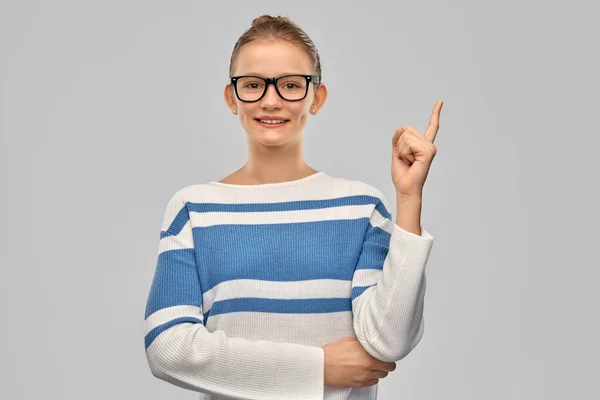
[238,107,255,123]
[291,105,310,122]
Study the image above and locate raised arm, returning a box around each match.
[351,192,434,362]
[144,190,324,400]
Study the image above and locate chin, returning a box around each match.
[247,128,301,147]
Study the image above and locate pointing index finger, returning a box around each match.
[425,100,443,143]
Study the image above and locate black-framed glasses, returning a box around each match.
[230,74,320,102]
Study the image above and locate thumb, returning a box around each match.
[392,127,405,158]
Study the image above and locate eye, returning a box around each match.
[244,82,262,89]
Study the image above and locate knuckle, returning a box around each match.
[356,373,370,388]
[364,362,375,371]
[362,359,375,369]
[358,379,375,388]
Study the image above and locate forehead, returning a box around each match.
[234,39,313,76]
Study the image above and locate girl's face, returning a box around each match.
[225,39,327,147]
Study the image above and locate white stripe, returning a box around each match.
[190,204,372,227]
[202,279,352,313]
[204,310,355,345]
[144,305,202,335]
[157,220,194,255]
[351,269,381,288]
[351,284,376,308]
[179,174,387,206]
[371,208,393,234]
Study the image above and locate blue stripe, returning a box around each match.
[188,195,384,214]
[161,205,191,237]
[355,224,391,271]
[144,316,203,349]
[204,297,352,320]
[364,220,392,247]
[195,218,370,290]
[352,284,376,301]
[374,199,392,219]
[144,248,201,319]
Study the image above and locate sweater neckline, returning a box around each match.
[208,171,326,188]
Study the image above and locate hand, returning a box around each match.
[322,337,397,388]
[391,100,443,198]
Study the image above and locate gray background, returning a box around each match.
[1,0,598,399]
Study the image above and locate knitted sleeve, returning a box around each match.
[351,191,434,362]
[143,190,325,400]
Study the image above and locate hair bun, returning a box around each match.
[251,14,292,27]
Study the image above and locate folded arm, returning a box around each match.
[351,192,434,362]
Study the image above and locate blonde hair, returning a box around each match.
[228,14,322,87]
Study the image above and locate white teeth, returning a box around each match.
[259,119,286,124]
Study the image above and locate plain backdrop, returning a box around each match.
[1,0,598,399]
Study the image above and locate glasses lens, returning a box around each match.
[236,77,265,102]
[236,76,308,101]
[277,75,308,101]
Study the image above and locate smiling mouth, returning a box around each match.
[255,118,290,124]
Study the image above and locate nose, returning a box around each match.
[260,83,282,109]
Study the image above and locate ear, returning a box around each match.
[224,83,237,112]
[310,83,328,114]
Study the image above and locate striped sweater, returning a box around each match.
[143,171,434,400]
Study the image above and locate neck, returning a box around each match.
[241,134,317,184]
